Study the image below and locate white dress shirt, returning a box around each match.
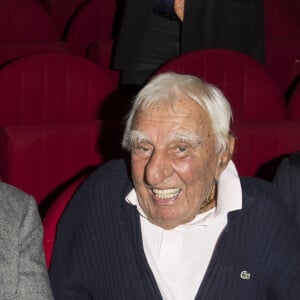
[125,160,242,300]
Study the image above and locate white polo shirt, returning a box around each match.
[125,160,242,300]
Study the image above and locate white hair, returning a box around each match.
[122,72,233,153]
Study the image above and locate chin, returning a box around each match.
[151,215,189,230]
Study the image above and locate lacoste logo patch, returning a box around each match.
[240,270,251,280]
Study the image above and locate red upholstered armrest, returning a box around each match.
[43,174,87,268]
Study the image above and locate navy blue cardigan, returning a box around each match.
[50,159,300,299]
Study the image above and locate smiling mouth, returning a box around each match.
[151,188,181,201]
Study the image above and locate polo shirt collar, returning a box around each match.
[125,160,242,228]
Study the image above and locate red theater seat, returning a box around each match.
[87,39,120,84]
[0,120,124,204]
[285,0,300,22]
[265,37,300,95]
[43,173,87,268]
[0,41,71,67]
[41,0,87,37]
[264,0,300,94]
[0,0,59,42]
[288,83,300,120]
[0,52,121,125]
[157,48,287,121]
[65,0,117,56]
[232,120,300,180]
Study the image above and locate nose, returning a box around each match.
[144,150,173,186]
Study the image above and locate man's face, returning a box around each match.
[130,94,231,229]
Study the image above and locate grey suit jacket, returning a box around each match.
[0,182,53,299]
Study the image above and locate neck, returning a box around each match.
[199,182,217,213]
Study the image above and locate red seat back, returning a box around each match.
[288,83,300,120]
[41,0,87,37]
[87,39,120,84]
[232,120,300,180]
[65,0,117,55]
[0,120,124,204]
[0,52,119,125]
[0,0,59,42]
[264,0,300,93]
[0,41,71,67]
[284,0,300,22]
[157,48,287,121]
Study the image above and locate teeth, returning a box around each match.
[152,188,180,199]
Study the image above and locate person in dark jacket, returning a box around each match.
[49,73,300,299]
[273,152,300,228]
[113,0,265,93]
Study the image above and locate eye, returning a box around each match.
[140,146,150,152]
[177,145,187,152]
[169,143,190,158]
[133,143,153,157]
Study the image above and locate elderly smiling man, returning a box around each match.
[49,73,300,299]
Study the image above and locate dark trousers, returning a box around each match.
[120,13,180,94]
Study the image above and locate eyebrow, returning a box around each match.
[127,130,202,147]
[127,130,151,145]
[166,131,203,146]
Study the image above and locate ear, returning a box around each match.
[215,135,235,180]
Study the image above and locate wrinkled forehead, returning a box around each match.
[131,96,215,145]
[132,93,210,126]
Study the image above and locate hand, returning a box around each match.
[174,0,185,21]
